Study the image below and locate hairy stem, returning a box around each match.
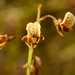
[26,45,34,75]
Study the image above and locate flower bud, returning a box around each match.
[60,12,75,30]
[56,12,75,37]
[26,21,41,37]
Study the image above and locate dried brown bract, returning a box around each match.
[31,56,42,75]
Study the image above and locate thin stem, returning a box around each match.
[56,26,64,37]
[36,4,42,21]
[39,15,58,25]
[26,45,34,75]
[39,15,58,31]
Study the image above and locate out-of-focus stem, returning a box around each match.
[26,45,34,75]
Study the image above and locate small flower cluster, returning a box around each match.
[21,4,75,75]
[0,11,74,49]
[22,6,75,48]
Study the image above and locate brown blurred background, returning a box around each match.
[0,0,75,75]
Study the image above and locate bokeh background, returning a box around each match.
[0,0,75,75]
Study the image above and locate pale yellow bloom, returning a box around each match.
[26,21,41,37]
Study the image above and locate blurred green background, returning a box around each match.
[0,0,75,75]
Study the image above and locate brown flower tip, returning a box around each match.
[0,34,8,47]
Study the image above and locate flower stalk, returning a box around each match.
[26,44,34,75]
